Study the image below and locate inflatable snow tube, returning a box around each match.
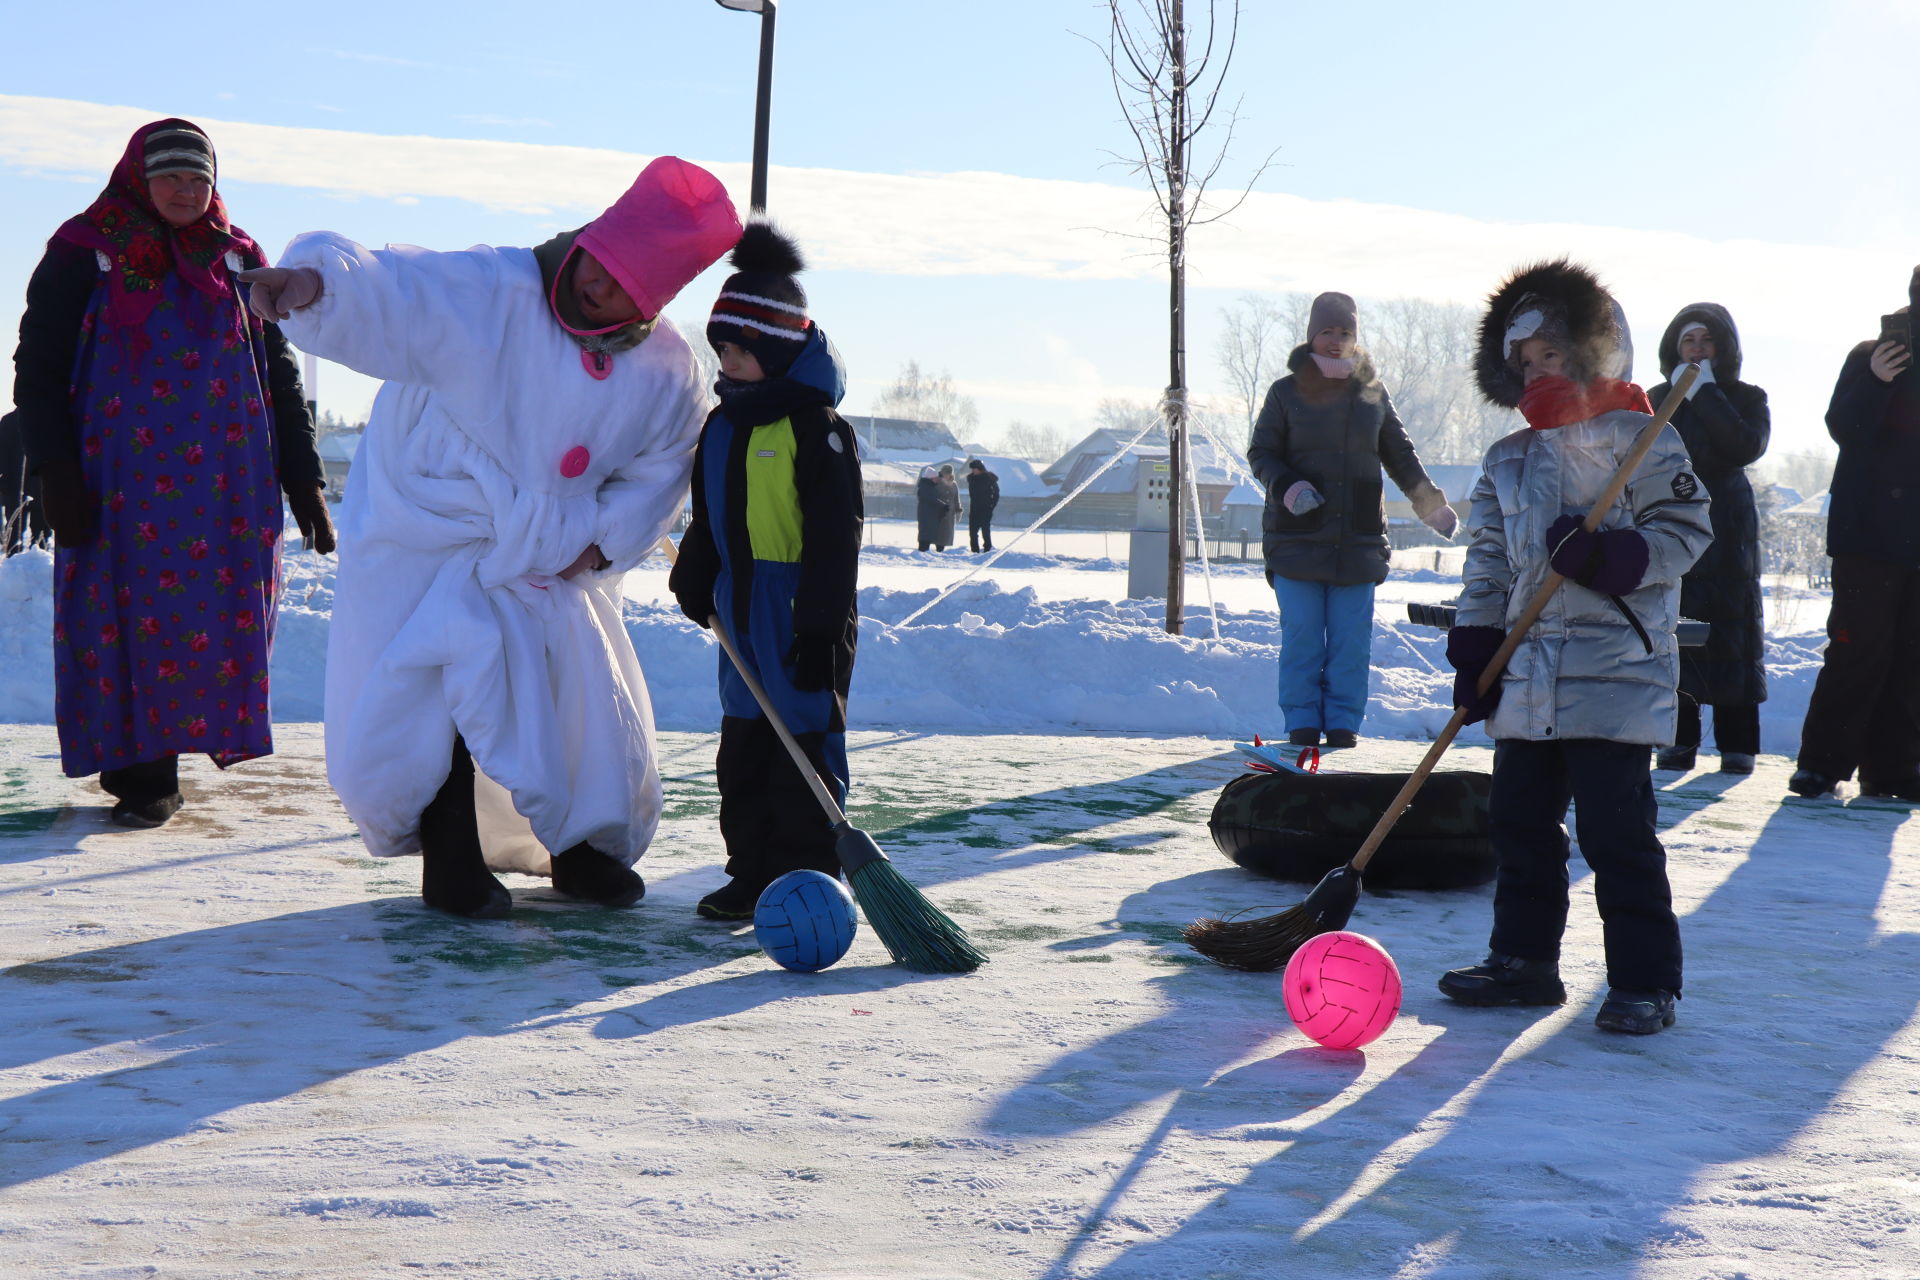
[1209,768,1494,891]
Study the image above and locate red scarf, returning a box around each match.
[52,118,261,336]
[1518,376,1651,430]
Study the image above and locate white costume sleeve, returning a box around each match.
[274,233,517,393]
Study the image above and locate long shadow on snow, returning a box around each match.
[0,894,931,1190]
[1050,788,1920,1278]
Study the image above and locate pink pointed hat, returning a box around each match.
[573,156,742,324]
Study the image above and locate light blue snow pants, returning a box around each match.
[1273,576,1375,734]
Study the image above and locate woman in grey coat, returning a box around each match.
[1246,291,1456,748]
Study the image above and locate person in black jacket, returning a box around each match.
[1647,305,1769,774]
[1791,269,1920,800]
[966,457,999,552]
[915,466,948,551]
[670,224,864,919]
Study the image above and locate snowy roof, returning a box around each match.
[1223,481,1265,507]
[316,432,362,463]
[861,461,924,489]
[1043,430,1238,495]
[842,416,962,456]
[1782,490,1830,518]
[926,455,1050,499]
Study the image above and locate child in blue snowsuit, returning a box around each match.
[669,224,864,920]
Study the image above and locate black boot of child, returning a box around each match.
[697,878,767,921]
[552,843,647,908]
[419,738,510,920]
[1437,953,1567,1006]
[1595,988,1677,1034]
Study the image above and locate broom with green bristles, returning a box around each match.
[708,615,987,973]
[1184,365,1701,971]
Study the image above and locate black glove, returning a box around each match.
[37,458,95,549]
[787,632,840,693]
[676,593,715,629]
[1545,513,1648,596]
[1446,624,1507,726]
[286,484,337,555]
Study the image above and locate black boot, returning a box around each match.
[419,738,510,920]
[697,878,767,921]
[1287,728,1321,748]
[1788,768,1839,799]
[552,843,646,908]
[1595,987,1677,1034]
[1438,953,1567,1006]
[102,756,183,829]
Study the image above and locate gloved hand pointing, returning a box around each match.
[237,266,323,323]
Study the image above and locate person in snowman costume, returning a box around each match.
[243,157,741,918]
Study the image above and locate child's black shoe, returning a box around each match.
[1654,745,1696,772]
[697,878,766,920]
[552,843,647,908]
[1287,728,1321,748]
[1595,987,1677,1034]
[1438,953,1566,1006]
[1788,769,1839,798]
[1324,730,1359,750]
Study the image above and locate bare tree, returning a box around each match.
[1096,0,1273,634]
[999,420,1078,463]
[1216,292,1309,435]
[871,360,981,438]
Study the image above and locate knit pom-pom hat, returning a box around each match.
[707,222,811,376]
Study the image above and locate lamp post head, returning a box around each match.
[714,0,771,11]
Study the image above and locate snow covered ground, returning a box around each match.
[4,725,1919,1278]
[0,517,1836,757]
[3,518,1905,1277]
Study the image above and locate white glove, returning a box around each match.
[1681,359,1715,399]
[1422,503,1458,539]
[237,266,324,323]
[1283,480,1324,516]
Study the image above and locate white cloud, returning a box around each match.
[2,93,1893,453]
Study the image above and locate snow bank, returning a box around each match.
[0,547,1832,750]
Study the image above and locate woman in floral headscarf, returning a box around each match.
[10,118,331,828]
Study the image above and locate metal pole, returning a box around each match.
[751,2,777,213]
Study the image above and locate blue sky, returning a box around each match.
[4,0,1914,461]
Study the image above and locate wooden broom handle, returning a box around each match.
[1348,364,1700,875]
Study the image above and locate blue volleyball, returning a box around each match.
[754,870,859,972]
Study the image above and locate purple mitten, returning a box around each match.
[1446,624,1507,725]
[1546,513,1649,596]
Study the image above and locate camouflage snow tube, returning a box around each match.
[1209,769,1494,891]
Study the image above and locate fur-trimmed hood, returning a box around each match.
[1475,259,1633,408]
[1656,303,1742,383]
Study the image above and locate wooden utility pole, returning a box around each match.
[1163,0,1187,635]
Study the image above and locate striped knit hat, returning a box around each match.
[144,124,215,181]
[707,222,810,376]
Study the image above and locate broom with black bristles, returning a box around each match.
[1185,365,1701,971]
[708,615,988,973]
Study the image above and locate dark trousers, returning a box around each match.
[1797,555,1920,786]
[715,714,842,889]
[1487,738,1682,993]
[969,512,994,553]
[99,755,179,804]
[1673,696,1760,756]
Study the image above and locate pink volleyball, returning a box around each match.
[1282,930,1402,1050]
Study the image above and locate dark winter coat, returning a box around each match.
[1247,346,1449,586]
[1824,336,1920,569]
[1647,304,1770,707]
[11,237,320,492]
[966,467,999,515]
[935,475,960,545]
[670,330,863,722]
[915,476,948,545]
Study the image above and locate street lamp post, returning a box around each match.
[714,0,777,214]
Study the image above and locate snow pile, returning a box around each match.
[0,546,1834,750]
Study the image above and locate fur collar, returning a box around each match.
[1476,259,1628,409]
[1287,343,1380,405]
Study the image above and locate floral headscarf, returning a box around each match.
[52,118,262,334]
